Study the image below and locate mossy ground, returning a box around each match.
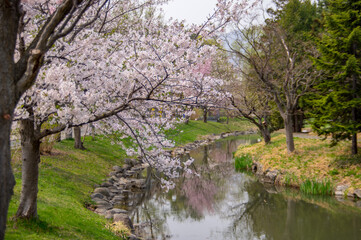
[6,119,253,239]
[235,134,361,192]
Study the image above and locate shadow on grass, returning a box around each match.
[8,217,60,235]
[333,154,361,168]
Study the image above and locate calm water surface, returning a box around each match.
[120,135,361,240]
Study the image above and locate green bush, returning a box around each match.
[234,154,253,171]
[300,178,333,195]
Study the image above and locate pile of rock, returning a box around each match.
[91,158,149,239]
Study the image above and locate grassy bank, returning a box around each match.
[166,119,255,146]
[6,136,125,240]
[6,119,253,239]
[235,134,361,195]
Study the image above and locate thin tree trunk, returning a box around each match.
[352,133,357,155]
[185,115,190,125]
[73,126,84,149]
[351,70,358,155]
[16,119,40,219]
[284,114,295,153]
[90,123,95,141]
[203,108,208,123]
[0,1,20,237]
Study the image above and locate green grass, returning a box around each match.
[234,154,253,171]
[300,179,333,196]
[6,136,125,240]
[166,119,254,146]
[235,133,361,192]
[6,120,254,239]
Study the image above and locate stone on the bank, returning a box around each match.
[112,195,124,202]
[96,202,113,210]
[94,187,111,197]
[335,183,350,196]
[354,189,361,198]
[262,170,278,184]
[94,208,107,215]
[91,193,104,200]
[113,165,123,172]
[92,197,107,204]
[129,234,141,240]
[107,208,128,215]
[114,213,134,230]
[125,158,138,167]
[100,182,113,187]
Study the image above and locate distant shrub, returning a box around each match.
[235,154,253,171]
[218,116,228,123]
[40,133,60,155]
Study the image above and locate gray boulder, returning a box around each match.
[114,213,134,230]
[94,187,111,197]
[91,193,104,199]
[354,189,361,199]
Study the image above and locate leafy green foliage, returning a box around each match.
[300,179,333,195]
[309,0,361,150]
[234,154,253,171]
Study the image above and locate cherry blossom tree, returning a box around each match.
[0,0,257,236]
[0,0,165,236]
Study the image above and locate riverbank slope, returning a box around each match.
[6,120,253,239]
[235,133,361,198]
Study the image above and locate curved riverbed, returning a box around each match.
[118,135,361,240]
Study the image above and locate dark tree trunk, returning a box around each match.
[185,115,190,125]
[261,128,271,144]
[260,116,271,144]
[73,126,84,149]
[0,1,21,238]
[351,70,358,155]
[0,121,16,240]
[284,114,295,153]
[16,119,40,219]
[203,108,208,123]
[352,133,357,155]
[293,112,303,133]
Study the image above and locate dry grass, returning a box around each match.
[235,134,361,190]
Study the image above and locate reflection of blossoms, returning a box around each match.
[181,176,218,215]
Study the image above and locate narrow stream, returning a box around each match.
[119,135,361,240]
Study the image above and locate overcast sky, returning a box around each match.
[161,0,273,25]
[161,0,218,25]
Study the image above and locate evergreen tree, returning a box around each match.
[311,0,361,154]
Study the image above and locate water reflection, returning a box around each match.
[119,135,361,240]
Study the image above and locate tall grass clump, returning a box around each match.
[235,154,253,171]
[300,178,333,195]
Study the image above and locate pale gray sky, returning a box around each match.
[161,0,219,25]
[162,0,317,25]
